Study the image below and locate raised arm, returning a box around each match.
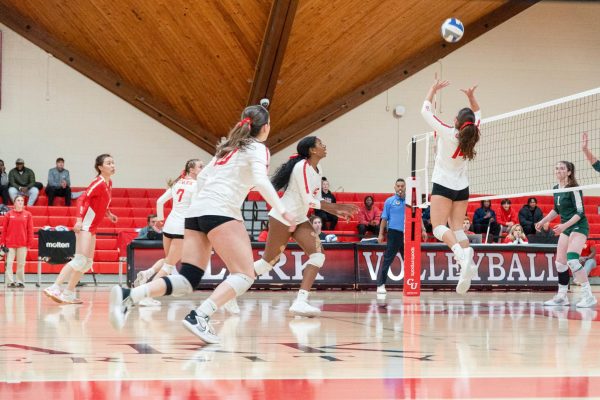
[460,85,480,113]
[582,132,600,169]
[422,80,452,132]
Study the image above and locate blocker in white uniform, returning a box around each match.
[270,160,322,226]
[156,178,197,235]
[187,141,286,219]
[421,100,481,191]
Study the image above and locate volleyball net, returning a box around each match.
[412,86,600,205]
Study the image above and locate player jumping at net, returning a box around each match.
[132,159,203,307]
[44,154,118,304]
[109,104,296,344]
[248,136,358,317]
[537,161,597,308]
[421,80,481,294]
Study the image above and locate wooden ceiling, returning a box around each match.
[0,0,536,154]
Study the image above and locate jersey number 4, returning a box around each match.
[451,145,464,159]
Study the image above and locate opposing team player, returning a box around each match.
[250,136,358,316]
[537,161,597,308]
[45,154,117,304]
[421,80,481,294]
[133,159,203,306]
[109,105,295,343]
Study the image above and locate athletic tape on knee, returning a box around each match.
[567,259,584,273]
[68,254,88,272]
[556,262,568,273]
[304,252,325,269]
[161,263,176,275]
[179,263,205,289]
[433,225,450,242]
[225,273,254,296]
[454,229,468,243]
[254,258,274,276]
[163,274,193,297]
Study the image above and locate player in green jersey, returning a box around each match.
[536,161,597,308]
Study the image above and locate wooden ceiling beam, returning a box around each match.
[268,0,539,153]
[247,0,299,106]
[0,3,218,154]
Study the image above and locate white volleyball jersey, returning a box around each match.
[156,178,197,235]
[270,160,323,226]
[421,100,481,191]
[187,141,286,220]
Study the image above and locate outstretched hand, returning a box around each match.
[582,131,589,151]
[431,80,450,93]
[335,203,360,221]
[460,85,478,97]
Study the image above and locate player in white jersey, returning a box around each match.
[248,136,358,316]
[133,159,203,306]
[421,80,481,294]
[109,104,295,344]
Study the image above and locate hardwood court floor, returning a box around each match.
[1,287,600,399]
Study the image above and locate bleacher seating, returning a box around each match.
[0,187,171,275]
[1,188,600,276]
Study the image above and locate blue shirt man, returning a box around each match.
[377,178,406,292]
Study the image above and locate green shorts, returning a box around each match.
[562,220,589,237]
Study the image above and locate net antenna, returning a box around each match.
[413,86,600,206]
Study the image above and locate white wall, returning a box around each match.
[270,1,600,193]
[1,1,600,192]
[0,24,211,188]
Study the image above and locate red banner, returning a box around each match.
[127,241,559,289]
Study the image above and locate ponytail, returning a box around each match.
[216,105,269,158]
[455,108,480,161]
[271,137,318,191]
[167,158,201,187]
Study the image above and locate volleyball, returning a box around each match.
[441,18,464,43]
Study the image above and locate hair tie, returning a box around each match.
[237,117,252,128]
[460,121,474,130]
[180,169,186,178]
[289,153,300,159]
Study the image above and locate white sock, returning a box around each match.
[297,289,309,302]
[581,282,592,293]
[451,244,464,260]
[558,284,568,294]
[130,286,149,303]
[161,263,176,275]
[196,299,218,319]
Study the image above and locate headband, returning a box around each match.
[237,117,252,128]
[460,121,474,130]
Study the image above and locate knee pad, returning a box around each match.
[558,270,570,286]
[162,274,193,297]
[225,273,254,296]
[305,252,325,269]
[84,258,93,273]
[433,225,450,242]
[68,254,88,272]
[556,261,568,273]
[161,263,176,275]
[567,259,584,273]
[254,258,274,276]
[454,229,468,243]
[179,263,205,288]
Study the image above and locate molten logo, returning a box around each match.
[46,242,70,248]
